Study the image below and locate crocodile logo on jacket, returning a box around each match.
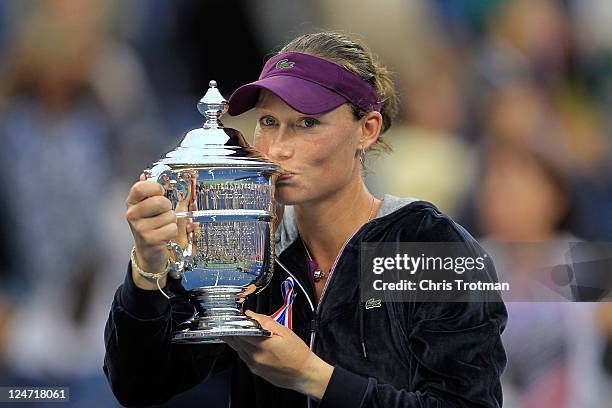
[365,298,382,309]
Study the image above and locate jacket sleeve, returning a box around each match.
[319,209,507,408]
[103,262,234,407]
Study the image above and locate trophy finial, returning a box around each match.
[197,79,228,128]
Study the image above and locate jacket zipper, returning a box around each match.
[278,224,367,408]
[306,228,361,408]
[310,228,361,337]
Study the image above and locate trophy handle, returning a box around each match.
[144,165,195,280]
[166,240,194,279]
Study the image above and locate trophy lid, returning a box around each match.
[150,80,279,173]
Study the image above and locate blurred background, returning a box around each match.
[0,0,611,406]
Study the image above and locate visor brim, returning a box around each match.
[227,75,347,116]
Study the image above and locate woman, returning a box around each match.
[104,32,507,407]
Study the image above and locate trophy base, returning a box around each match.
[172,288,272,344]
[172,326,271,344]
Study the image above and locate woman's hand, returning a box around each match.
[125,175,177,290]
[222,310,334,401]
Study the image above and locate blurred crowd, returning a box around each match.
[0,0,611,407]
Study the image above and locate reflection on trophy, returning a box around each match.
[144,80,280,343]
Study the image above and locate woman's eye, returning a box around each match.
[260,116,276,126]
[299,118,318,128]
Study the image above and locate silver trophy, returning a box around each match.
[144,80,280,343]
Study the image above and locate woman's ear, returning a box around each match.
[360,111,383,150]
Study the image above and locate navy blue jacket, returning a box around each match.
[104,196,507,407]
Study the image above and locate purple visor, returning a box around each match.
[227,52,381,116]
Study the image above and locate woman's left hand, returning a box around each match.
[222,310,334,401]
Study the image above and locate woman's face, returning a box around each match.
[253,90,363,205]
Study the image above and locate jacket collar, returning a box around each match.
[275,194,418,256]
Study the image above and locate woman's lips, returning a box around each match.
[278,172,295,181]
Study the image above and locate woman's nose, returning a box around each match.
[267,127,293,161]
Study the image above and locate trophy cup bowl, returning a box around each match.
[144,80,280,343]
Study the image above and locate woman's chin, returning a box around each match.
[274,187,306,206]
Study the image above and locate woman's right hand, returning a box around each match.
[125,175,178,290]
